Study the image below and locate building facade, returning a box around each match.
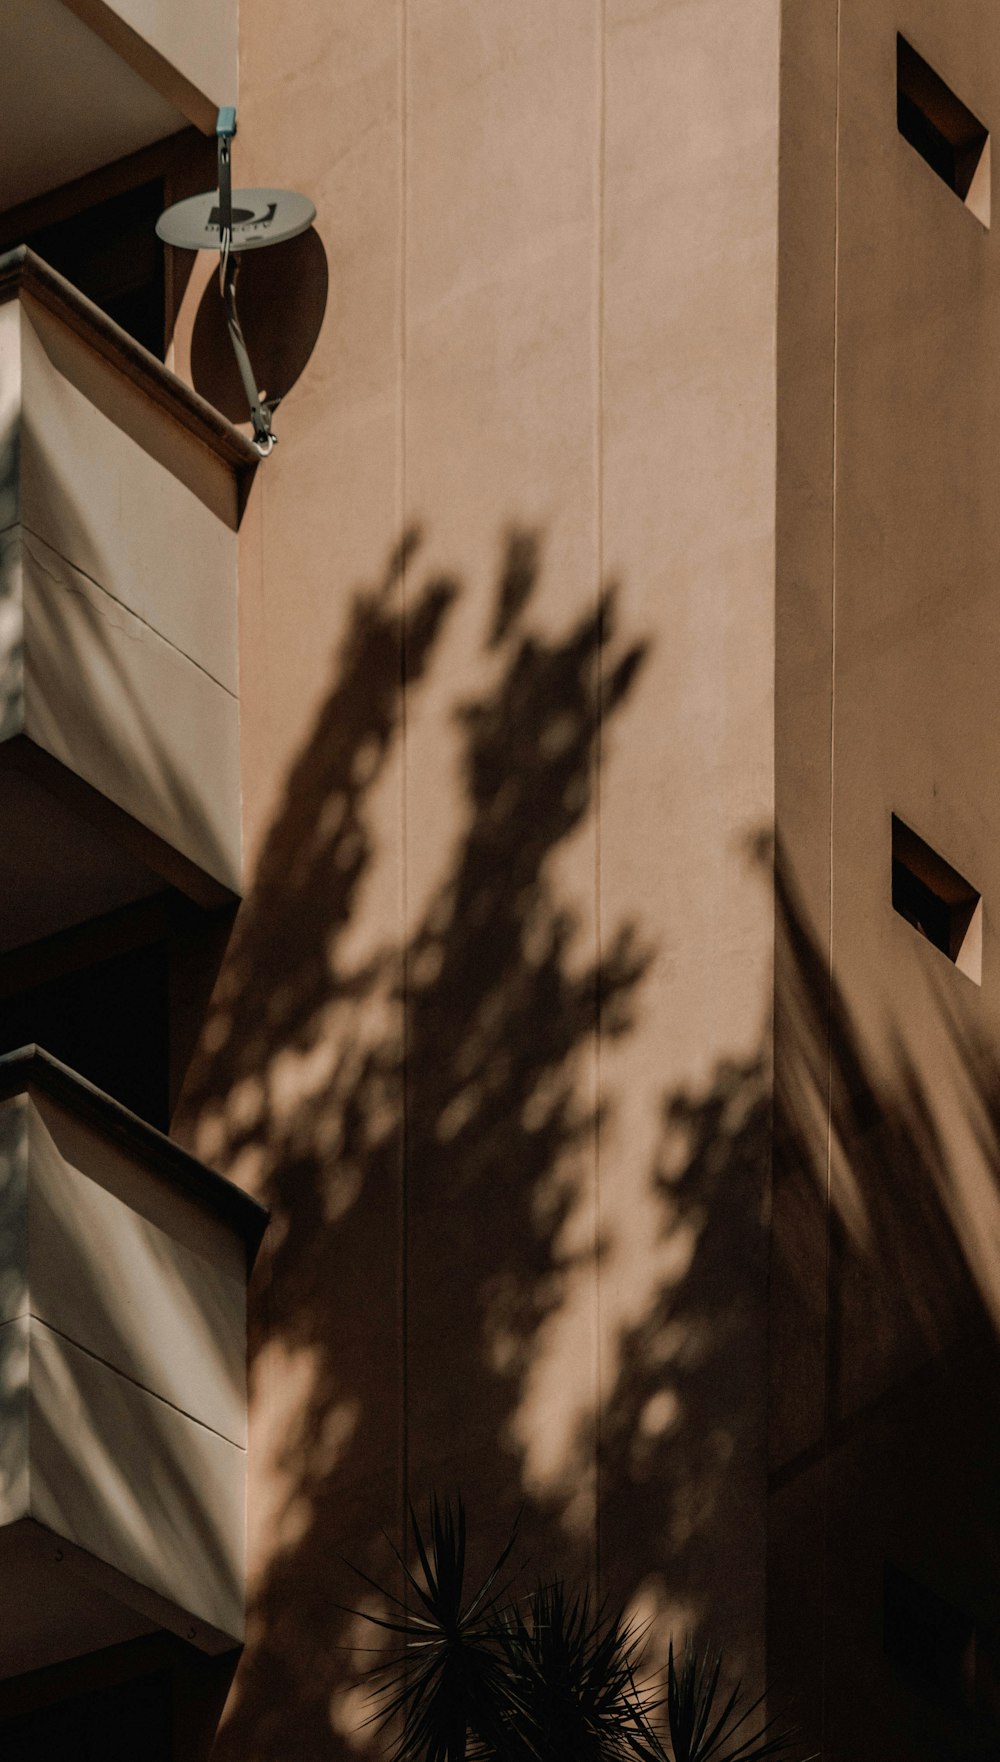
[0,0,996,1757]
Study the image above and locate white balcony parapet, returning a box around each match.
[0,1044,267,1676]
[0,247,258,950]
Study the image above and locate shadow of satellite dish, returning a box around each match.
[190,227,328,424]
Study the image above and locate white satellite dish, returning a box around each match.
[155,110,316,455]
[156,189,315,254]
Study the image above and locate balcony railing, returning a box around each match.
[0,1045,266,1675]
[0,247,258,951]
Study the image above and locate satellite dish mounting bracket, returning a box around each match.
[215,109,276,456]
[155,111,316,456]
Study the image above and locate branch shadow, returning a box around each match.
[5,383,1000,1762]
[178,527,652,1758]
[585,834,1000,1761]
[767,852,1000,1761]
[596,1043,770,1680]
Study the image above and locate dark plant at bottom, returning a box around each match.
[664,1643,794,1762]
[349,1497,803,1762]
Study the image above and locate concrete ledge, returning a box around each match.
[0,247,259,503]
[0,1046,267,1262]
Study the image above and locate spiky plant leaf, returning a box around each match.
[350,1497,517,1762]
[349,1499,809,1762]
[665,1643,793,1762]
[493,1581,661,1762]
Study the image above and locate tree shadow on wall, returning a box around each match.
[180,529,651,1760]
[178,523,1000,1762]
[763,854,1000,1762]
[596,1039,770,1680]
[593,842,1000,1762]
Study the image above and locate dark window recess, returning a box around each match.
[884,1564,1000,1726]
[0,1670,172,1762]
[24,180,166,358]
[892,858,953,953]
[891,815,982,982]
[885,1565,976,1713]
[0,941,169,1129]
[897,36,990,222]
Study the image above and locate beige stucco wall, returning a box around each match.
[175,1,781,1753]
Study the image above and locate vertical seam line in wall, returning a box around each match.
[594,0,607,1600]
[399,0,410,1575]
[822,0,843,1752]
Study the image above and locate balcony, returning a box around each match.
[0,1045,266,1674]
[4,0,234,212]
[0,246,258,951]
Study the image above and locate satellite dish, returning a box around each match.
[156,189,316,254]
[155,109,316,455]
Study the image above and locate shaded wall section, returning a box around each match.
[773,0,1000,1756]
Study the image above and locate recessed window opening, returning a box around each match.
[884,1564,979,1716]
[0,938,170,1127]
[22,180,167,357]
[891,816,982,984]
[897,36,991,227]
